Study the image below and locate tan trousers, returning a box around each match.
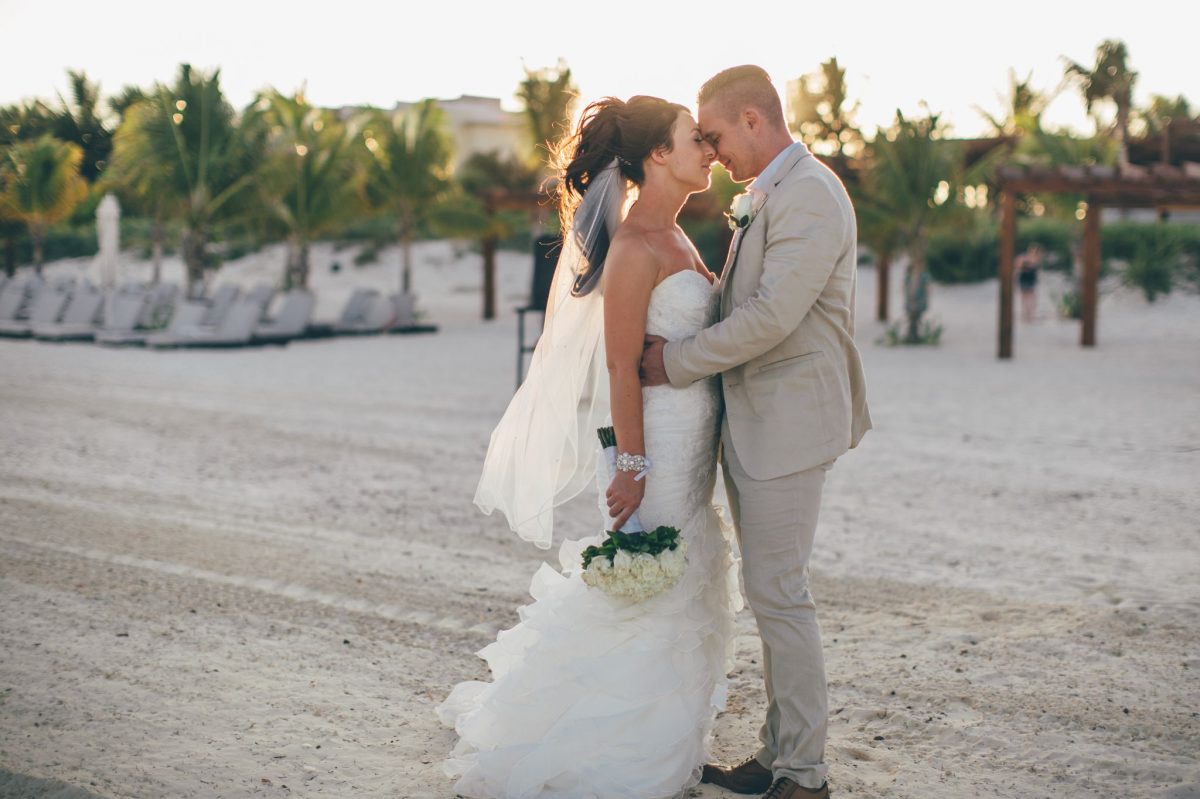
[722,434,832,790]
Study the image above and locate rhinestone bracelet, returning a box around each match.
[615,452,652,482]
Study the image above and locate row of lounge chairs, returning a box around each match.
[0,275,435,348]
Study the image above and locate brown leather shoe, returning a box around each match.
[700,755,773,794]
[762,777,830,799]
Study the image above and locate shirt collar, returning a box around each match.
[749,141,802,192]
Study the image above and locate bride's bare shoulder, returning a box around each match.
[608,228,662,269]
[605,229,662,296]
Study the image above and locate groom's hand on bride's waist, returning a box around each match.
[640,336,669,387]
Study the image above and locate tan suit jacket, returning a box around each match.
[663,142,871,481]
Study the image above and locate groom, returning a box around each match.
[640,65,871,799]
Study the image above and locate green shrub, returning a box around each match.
[925,218,1075,284]
[1101,221,1200,262]
[1056,286,1082,319]
[923,219,1200,287]
[1102,221,1200,300]
[10,223,98,263]
[1123,238,1178,301]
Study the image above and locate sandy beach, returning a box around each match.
[1,241,1197,799]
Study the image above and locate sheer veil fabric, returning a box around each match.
[473,160,632,549]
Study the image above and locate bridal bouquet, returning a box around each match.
[580,427,686,602]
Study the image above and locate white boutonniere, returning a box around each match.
[725,189,766,231]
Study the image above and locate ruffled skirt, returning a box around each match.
[436,502,740,799]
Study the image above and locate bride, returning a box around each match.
[437,95,741,799]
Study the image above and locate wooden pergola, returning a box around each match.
[996,161,1200,359]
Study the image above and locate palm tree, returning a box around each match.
[975,69,1052,138]
[102,101,171,284]
[0,135,88,272]
[108,85,148,124]
[451,150,540,319]
[51,70,111,182]
[855,111,968,342]
[254,88,361,289]
[1138,94,1193,137]
[359,99,453,295]
[104,64,263,296]
[0,99,56,147]
[787,57,862,158]
[855,198,904,323]
[516,60,577,174]
[516,61,577,239]
[0,101,52,275]
[1064,40,1138,166]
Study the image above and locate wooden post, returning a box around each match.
[482,235,497,320]
[998,190,1016,359]
[482,194,497,321]
[1081,201,1101,347]
[876,254,890,322]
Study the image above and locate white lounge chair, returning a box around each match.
[0,276,41,323]
[254,289,316,344]
[137,283,179,328]
[0,283,70,337]
[333,289,396,335]
[146,298,263,349]
[97,297,208,347]
[384,292,437,335]
[32,287,105,341]
[203,284,240,325]
[243,282,276,309]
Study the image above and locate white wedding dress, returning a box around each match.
[437,269,742,799]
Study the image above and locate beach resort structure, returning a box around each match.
[395,95,526,169]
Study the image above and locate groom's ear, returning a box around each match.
[743,108,762,133]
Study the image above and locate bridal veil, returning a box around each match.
[473,160,631,549]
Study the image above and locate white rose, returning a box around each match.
[730,193,754,223]
[661,549,685,577]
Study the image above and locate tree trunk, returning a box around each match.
[181,227,208,298]
[288,237,310,290]
[904,238,928,343]
[998,190,1016,359]
[1081,203,1101,347]
[482,234,497,320]
[151,217,163,285]
[876,253,890,322]
[1116,102,1130,167]
[4,236,16,278]
[32,232,44,276]
[401,235,413,294]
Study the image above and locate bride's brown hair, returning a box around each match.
[553,95,688,233]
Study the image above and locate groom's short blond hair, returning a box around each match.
[698,65,786,129]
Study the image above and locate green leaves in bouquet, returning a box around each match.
[581,526,681,569]
[596,426,617,449]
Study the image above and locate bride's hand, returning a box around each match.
[606,470,645,530]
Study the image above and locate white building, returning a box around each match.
[393,95,528,169]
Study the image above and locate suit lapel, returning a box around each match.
[719,143,813,313]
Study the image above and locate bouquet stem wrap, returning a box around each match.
[581,427,685,602]
[601,443,645,534]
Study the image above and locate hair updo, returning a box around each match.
[554,95,688,233]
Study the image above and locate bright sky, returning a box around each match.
[1,0,1194,138]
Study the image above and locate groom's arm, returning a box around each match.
[663,177,846,387]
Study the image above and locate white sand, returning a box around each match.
[1,241,1197,799]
